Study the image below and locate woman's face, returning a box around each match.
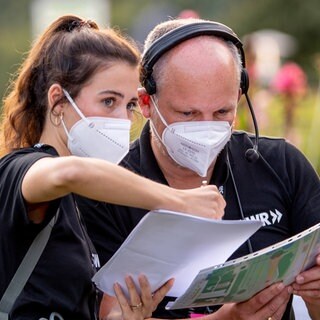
[65,62,140,127]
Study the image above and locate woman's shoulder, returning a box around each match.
[0,144,58,172]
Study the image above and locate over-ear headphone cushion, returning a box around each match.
[144,75,157,95]
[241,69,249,94]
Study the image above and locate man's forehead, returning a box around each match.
[156,95,236,113]
[165,36,230,63]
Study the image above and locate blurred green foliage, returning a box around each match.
[237,88,320,173]
[111,0,320,84]
[0,0,31,99]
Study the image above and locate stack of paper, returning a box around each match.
[92,209,262,297]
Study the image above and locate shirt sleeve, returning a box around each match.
[283,142,320,232]
[0,151,54,226]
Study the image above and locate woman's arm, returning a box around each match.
[22,156,225,222]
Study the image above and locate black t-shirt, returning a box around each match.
[0,145,98,320]
[78,122,320,319]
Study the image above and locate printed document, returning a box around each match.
[92,209,262,297]
[167,222,320,309]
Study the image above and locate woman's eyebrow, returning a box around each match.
[98,90,124,98]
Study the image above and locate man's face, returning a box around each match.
[150,50,240,139]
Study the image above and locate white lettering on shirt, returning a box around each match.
[245,209,283,226]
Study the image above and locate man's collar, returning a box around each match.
[139,121,168,184]
[210,147,229,188]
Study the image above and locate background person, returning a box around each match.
[0,15,226,320]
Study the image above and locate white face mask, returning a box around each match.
[61,89,131,164]
[150,95,232,177]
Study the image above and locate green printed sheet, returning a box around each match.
[168,223,320,309]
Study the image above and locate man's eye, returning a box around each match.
[127,101,138,111]
[103,98,115,107]
[182,111,193,116]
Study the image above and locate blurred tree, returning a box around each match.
[0,0,31,102]
[1,0,320,108]
[109,0,320,83]
[223,0,320,84]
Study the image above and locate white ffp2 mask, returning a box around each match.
[150,95,231,177]
[62,89,131,164]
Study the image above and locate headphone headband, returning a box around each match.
[141,21,249,95]
[142,21,246,74]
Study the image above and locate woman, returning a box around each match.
[0,15,225,320]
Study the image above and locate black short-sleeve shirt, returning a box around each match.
[78,122,320,319]
[0,145,98,320]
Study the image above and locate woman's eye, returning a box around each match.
[103,98,115,107]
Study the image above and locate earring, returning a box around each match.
[50,109,62,127]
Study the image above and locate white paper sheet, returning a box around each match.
[92,209,262,297]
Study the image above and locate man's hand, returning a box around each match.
[293,254,320,319]
[211,282,292,320]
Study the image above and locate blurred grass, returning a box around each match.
[237,87,320,174]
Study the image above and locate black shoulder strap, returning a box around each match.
[0,209,59,320]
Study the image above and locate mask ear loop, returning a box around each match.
[60,113,75,143]
[150,95,170,127]
[149,95,168,145]
[149,119,163,144]
[62,89,93,127]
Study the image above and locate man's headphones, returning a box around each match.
[141,21,260,163]
[141,21,249,96]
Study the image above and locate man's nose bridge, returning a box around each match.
[201,112,215,122]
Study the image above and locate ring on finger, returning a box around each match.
[131,302,143,310]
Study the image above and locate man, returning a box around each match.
[79,18,320,319]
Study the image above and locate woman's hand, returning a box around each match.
[113,274,174,320]
[178,185,225,220]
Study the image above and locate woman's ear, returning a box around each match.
[138,88,151,119]
[47,84,64,114]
